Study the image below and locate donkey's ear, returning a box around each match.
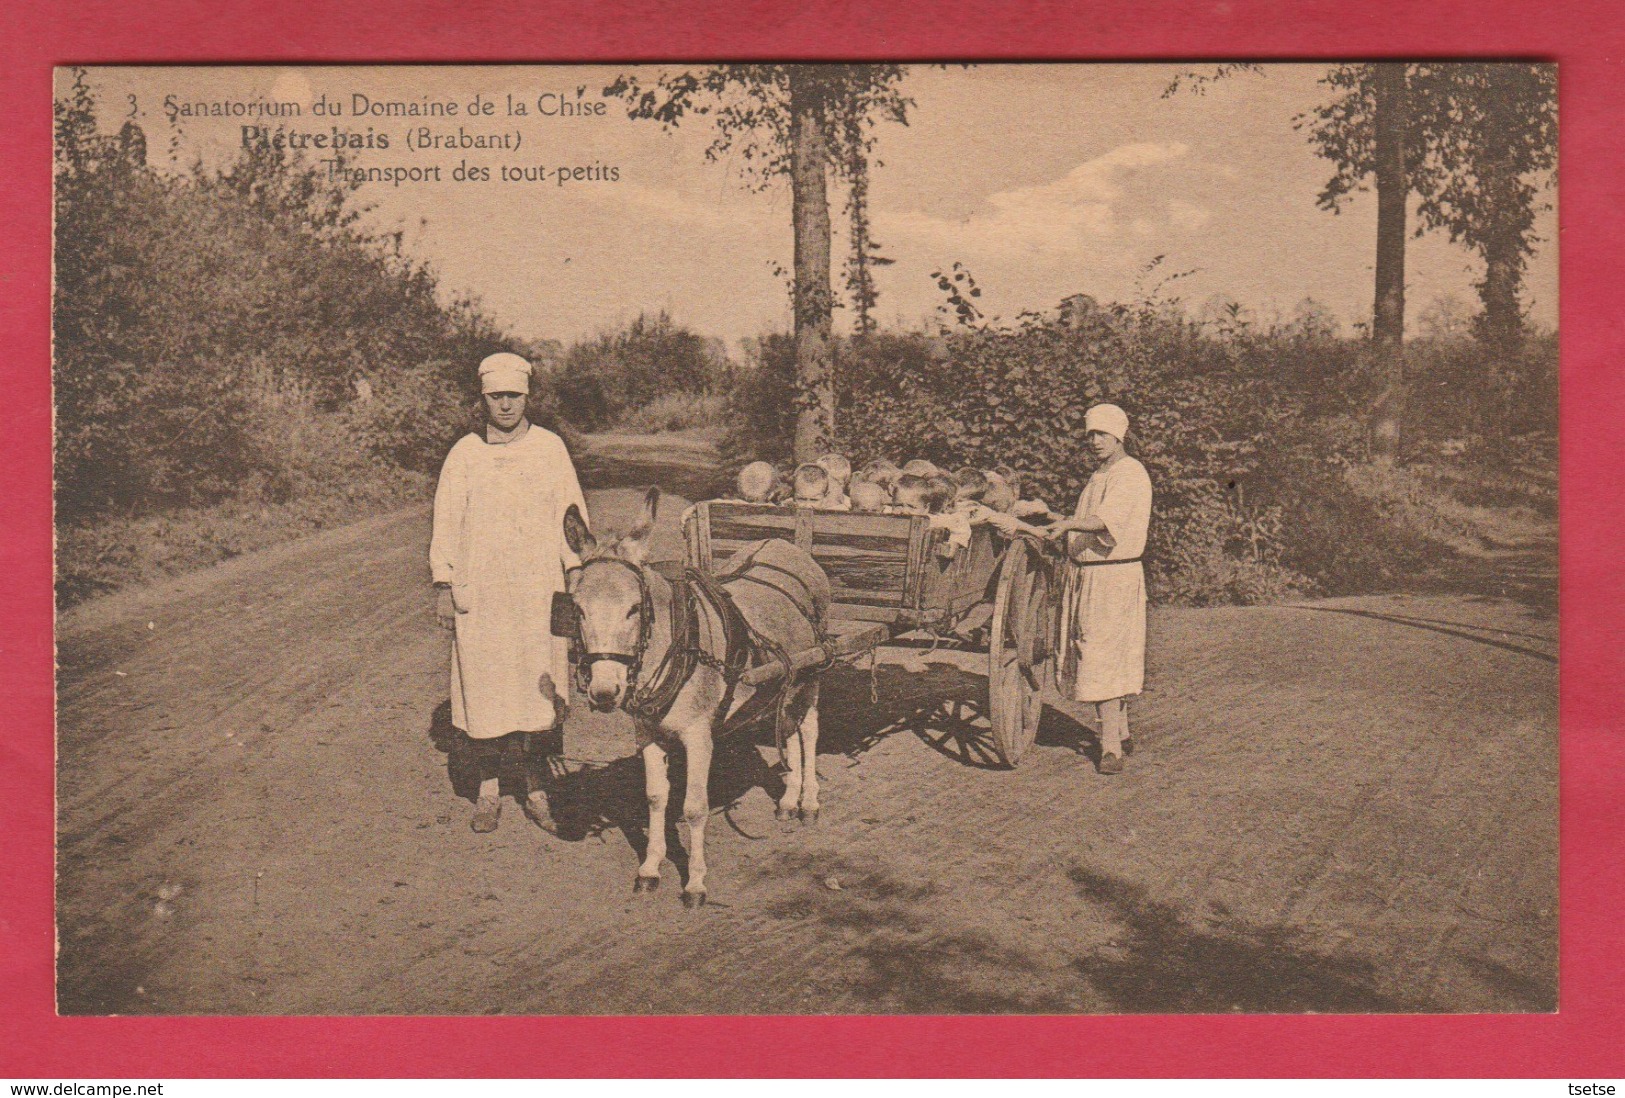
[621,487,660,564]
[563,503,595,558]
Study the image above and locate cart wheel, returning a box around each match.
[987,537,1053,767]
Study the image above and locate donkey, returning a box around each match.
[561,488,831,907]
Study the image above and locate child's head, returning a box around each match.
[954,466,990,503]
[992,464,1022,496]
[923,473,958,515]
[736,461,778,503]
[856,458,901,489]
[850,480,890,512]
[902,458,940,479]
[792,463,831,506]
[891,474,931,515]
[815,453,852,489]
[981,477,1018,513]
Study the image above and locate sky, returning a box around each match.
[79,64,1559,352]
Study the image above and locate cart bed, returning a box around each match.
[685,501,1000,630]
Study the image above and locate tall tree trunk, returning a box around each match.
[1370,62,1409,465]
[1476,225,1525,436]
[789,68,835,462]
[1478,230,1524,351]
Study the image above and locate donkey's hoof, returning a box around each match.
[776,806,797,823]
[799,807,821,825]
[681,889,708,909]
[633,875,661,894]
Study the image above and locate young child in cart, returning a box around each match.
[980,404,1152,774]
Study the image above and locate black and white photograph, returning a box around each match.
[53,62,1558,1016]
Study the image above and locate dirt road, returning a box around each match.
[56,444,1557,1015]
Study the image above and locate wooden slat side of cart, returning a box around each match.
[683,501,1055,765]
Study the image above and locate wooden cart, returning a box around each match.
[683,502,1057,767]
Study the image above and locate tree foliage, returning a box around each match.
[605,65,913,456]
[1299,62,1557,344]
[553,310,726,430]
[1408,64,1557,346]
[605,64,911,194]
[53,69,516,524]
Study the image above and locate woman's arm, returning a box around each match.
[429,445,467,586]
[1045,513,1107,536]
[430,444,468,627]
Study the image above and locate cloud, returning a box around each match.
[886,142,1192,259]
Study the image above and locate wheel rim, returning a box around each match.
[988,539,1050,767]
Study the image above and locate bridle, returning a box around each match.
[560,556,655,701]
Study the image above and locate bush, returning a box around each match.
[554,311,728,430]
[717,285,1554,607]
[52,72,535,605]
[53,72,522,532]
[1407,330,1558,442]
[346,360,477,474]
[827,307,1295,605]
[721,333,799,469]
[615,391,729,434]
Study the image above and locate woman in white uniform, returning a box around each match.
[1046,403,1152,773]
[431,352,589,832]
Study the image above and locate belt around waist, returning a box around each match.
[1071,556,1143,567]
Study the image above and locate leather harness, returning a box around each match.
[563,552,828,763]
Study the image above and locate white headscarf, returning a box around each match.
[1084,403,1129,443]
[478,352,532,394]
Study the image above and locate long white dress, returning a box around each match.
[1056,455,1153,703]
[429,425,588,739]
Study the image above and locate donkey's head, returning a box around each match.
[562,487,660,712]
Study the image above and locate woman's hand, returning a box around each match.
[436,587,457,631]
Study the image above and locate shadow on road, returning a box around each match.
[1289,605,1557,663]
[754,853,1442,1013]
[426,655,1095,865]
[1064,865,1425,1012]
[576,438,728,502]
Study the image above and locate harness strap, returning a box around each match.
[625,574,696,725]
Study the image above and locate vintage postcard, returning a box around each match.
[53,62,1557,1016]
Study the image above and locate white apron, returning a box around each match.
[1056,455,1153,703]
[429,426,588,738]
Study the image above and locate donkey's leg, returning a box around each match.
[776,710,805,822]
[798,684,822,824]
[635,740,668,892]
[680,730,713,908]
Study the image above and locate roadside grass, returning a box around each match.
[1345,435,1557,557]
[56,471,431,609]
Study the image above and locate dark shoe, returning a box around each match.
[522,792,557,835]
[1098,751,1124,775]
[1121,736,1134,757]
[471,795,501,833]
